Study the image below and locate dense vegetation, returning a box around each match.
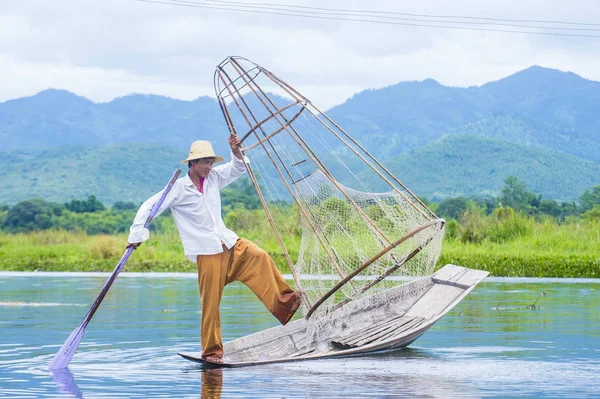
[0,177,260,235]
[1,177,598,277]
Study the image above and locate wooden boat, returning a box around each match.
[179,264,488,367]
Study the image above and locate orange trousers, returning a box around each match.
[196,238,296,359]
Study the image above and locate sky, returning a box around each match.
[1,0,599,109]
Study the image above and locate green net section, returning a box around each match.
[292,170,444,316]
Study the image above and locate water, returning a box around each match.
[1,273,599,398]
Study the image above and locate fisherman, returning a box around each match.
[127,133,302,363]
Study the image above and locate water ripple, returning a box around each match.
[1,276,598,398]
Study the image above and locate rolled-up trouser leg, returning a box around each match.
[227,238,299,324]
[197,251,229,359]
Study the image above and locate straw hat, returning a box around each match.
[180,140,224,164]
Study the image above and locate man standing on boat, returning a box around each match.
[127,133,302,364]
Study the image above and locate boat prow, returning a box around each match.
[179,264,488,368]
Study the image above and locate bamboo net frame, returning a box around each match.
[214,56,444,317]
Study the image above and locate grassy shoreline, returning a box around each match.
[1,222,598,278]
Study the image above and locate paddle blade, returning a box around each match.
[49,322,86,370]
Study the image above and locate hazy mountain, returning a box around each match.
[1,135,597,205]
[0,89,100,148]
[0,144,183,206]
[328,66,600,163]
[481,66,600,135]
[384,135,600,202]
[0,90,228,153]
[95,93,226,148]
[1,65,599,204]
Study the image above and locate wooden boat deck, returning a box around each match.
[331,316,427,349]
[179,264,488,367]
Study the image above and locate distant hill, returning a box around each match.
[328,66,600,163]
[383,135,600,201]
[1,136,598,205]
[1,65,599,204]
[2,66,599,162]
[0,90,228,152]
[0,144,183,206]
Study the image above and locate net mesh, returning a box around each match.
[215,57,444,317]
[293,170,443,314]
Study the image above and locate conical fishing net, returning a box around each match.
[215,57,445,317]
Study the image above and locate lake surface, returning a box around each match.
[1,272,599,398]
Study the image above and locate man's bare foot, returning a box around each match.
[202,355,223,364]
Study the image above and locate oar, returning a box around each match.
[49,168,181,370]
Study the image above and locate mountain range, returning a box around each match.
[1,65,599,205]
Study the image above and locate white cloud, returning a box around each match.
[1,0,599,109]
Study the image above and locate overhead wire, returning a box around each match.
[134,0,600,38]
[189,0,600,29]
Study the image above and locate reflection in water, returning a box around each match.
[186,349,479,399]
[201,369,223,399]
[45,349,477,399]
[50,368,83,399]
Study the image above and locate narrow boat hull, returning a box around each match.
[179,264,488,368]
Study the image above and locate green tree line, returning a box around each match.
[0,178,262,235]
[0,176,598,277]
[431,176,600,244]
[1,176,598,237]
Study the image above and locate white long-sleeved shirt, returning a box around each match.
[128,152,248,261]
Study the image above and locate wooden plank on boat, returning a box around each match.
[350,317,425,347]
[331,314,407,345]
[405,283,463,319]
[433,264,488,287]
[431,264,469,284]
[452,268,490,287]
[222,319,308,361]
[331,316,427,348]
[332,316,408,348]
